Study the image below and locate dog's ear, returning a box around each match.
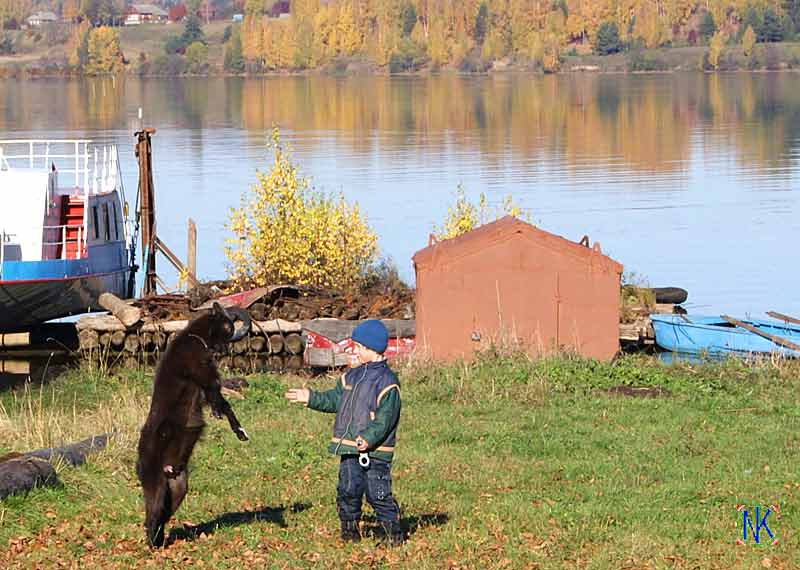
[212,301,224,317]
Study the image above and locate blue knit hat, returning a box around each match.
[351,319,389,354]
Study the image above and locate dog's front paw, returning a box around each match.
[235,427,249,441]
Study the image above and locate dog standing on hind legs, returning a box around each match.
[136,302,251,548]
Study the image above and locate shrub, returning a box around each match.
[595,21,621,55]
[627,49,667,72]
[0,33,13,55]
[432,185,524,241]
[225,128,379,291]
[388,38,426,73]
[185,41,208,72]
[457,53,490,73]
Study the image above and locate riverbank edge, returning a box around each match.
[3,42,800,79]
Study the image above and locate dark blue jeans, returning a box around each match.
[336,455,400,524]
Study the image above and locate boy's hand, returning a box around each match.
[284,388,310,405]
[355,436,369,451]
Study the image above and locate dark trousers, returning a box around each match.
[336,455,400,524]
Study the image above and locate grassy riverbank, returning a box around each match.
[2,353,799,568]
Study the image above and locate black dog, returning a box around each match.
[136,302,250,547]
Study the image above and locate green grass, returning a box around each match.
[2,353,800,568]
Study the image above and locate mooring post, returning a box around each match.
[135,128,157,297]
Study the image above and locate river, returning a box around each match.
[1,73,798,316]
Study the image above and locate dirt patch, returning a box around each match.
[606,385,671,398]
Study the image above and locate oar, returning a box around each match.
[721,315,800,352]
[766,311,800,326]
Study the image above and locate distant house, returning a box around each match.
[26,11,58,27]
[269,1,290,17]
[125,4,169,25]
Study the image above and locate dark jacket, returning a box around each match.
[308,360,400,462]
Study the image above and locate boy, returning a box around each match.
[285,319,403,546]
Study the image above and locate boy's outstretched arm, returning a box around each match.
[359,387,400,449]
[284,376,343,413]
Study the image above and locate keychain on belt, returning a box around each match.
[356,436,370,468]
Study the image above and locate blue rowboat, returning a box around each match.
[650,314,800,358]
[1,140,135,332]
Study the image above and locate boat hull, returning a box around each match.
[0,269,130,331]
[650,314,800,358]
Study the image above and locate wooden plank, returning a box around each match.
[187,218,197,286]
[251,319,302,334]
[302,318,416,343]
[155,237,199,289]
[767,311,800,326]
[77,315,301,335]
[618,323,642,342]
[720,315,800,352]
[306,347,349,368]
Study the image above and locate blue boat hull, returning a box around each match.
[0,241,133,332]
[0,268,131,331]
[650,315,800,358]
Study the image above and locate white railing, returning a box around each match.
[0,139,119,194]
[42,224,85,260]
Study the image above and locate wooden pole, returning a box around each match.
[187,218,197,287]
[720,315,800,352]
[135,129,157,297]
[155,237,199,289]
[767,311,800,327]
[98,292,141,328]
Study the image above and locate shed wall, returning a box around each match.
[415,230,621,361]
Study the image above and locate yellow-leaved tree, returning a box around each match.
[708,30,725,69]
[742,25,756,58]
[225,128,378,291]
[85,26,124,75]
[432,185,525,241]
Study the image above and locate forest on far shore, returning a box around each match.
[2,1,800,74]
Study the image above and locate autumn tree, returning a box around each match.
[85,26,124,75]
[708,30,725,68]
[742,24,756,56]
[68,20,91,68]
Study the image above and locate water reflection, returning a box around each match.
[1,74,798,315]
[2,74,800,173]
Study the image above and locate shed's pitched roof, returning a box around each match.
[28,11,58,21]
[130,4,169,16]
[412,216,622,273]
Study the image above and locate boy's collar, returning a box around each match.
[354,359,387,370]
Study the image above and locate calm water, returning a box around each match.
[1,74,798,317]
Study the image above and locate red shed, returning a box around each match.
[412,217,623,362]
